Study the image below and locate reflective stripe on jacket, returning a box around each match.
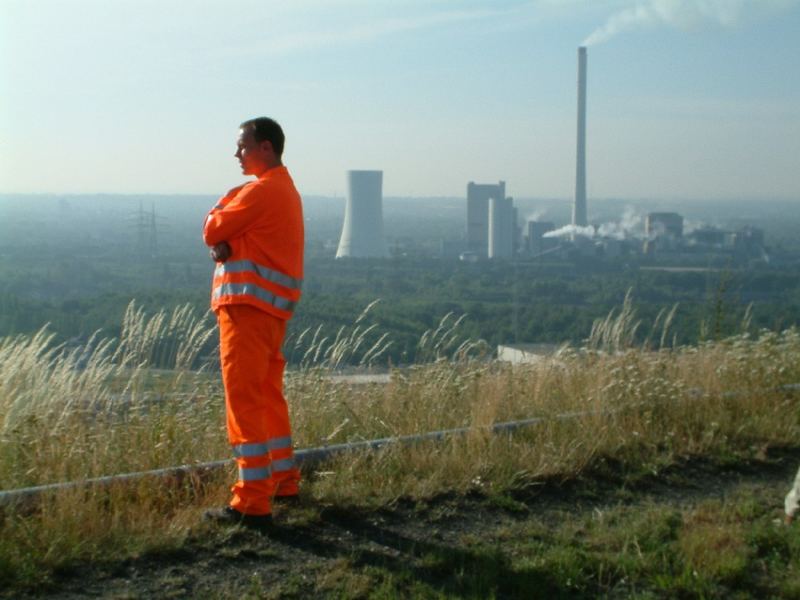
[203,166,304,320]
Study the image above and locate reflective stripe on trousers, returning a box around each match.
[219,304,300,516]
[233,439,297,478]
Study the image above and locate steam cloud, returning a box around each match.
[544,224,595,239]
[543,207,646,241]
[525,209,547,223]
[596,206,643,241]
[583,0,799,47]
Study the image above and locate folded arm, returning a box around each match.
[203,184,263,246]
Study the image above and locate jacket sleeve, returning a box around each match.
[203,184,265,246]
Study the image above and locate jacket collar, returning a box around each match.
[258,165,286,182]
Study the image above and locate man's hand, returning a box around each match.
[210,242,232,262]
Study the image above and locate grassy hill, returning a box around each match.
[2,302,800,597]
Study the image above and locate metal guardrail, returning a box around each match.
[0,409,605,509]
[2,383,799,510]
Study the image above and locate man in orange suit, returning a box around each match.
[203,117,304,529]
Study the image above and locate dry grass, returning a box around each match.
[2,298,800,589]
[0,301,221,490]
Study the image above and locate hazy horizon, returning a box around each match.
[3,192,799,246]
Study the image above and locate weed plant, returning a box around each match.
[1,298,800,592]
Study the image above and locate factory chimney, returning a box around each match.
[336,170,389,258]
[572,46,588,228]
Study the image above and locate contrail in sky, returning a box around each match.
[583,0,799,46]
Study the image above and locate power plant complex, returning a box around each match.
[333,47,766,265]
[335,47,592,262]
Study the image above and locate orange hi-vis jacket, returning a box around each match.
[203,166,304,320]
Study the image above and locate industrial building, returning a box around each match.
[689,226,728,247]
[466,181,505,255]
[464,181,517,260]
[646,213,684,239]
[489,196,515,259]
[734,226,767,262]
[336,170,389,259]
[526,221,557,255]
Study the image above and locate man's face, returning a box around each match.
[234,127,271,176]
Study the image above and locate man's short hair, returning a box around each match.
[240,117,285,157]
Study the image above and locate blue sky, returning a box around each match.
[2,0,799,200]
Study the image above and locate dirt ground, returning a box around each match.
[12,447,800,599]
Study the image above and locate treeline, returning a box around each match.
[3,254,800,366]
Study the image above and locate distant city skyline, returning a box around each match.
[2,0,799,201]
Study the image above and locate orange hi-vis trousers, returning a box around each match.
[217,304,301,516]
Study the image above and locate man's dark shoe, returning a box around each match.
[204,506,274,530]
[274,494,301,507]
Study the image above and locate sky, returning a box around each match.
[2,0,799,201]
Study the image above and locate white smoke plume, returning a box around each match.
[602,206,644,239]
[544,224,595,239]
[583,0,799,47]
[544,208,648,241]
[525,209,548,223]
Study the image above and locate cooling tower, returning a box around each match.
[336,170,389,258]
[572,46,588,228]
[488,196,514,259]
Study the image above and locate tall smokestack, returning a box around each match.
[572,46,588,228]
